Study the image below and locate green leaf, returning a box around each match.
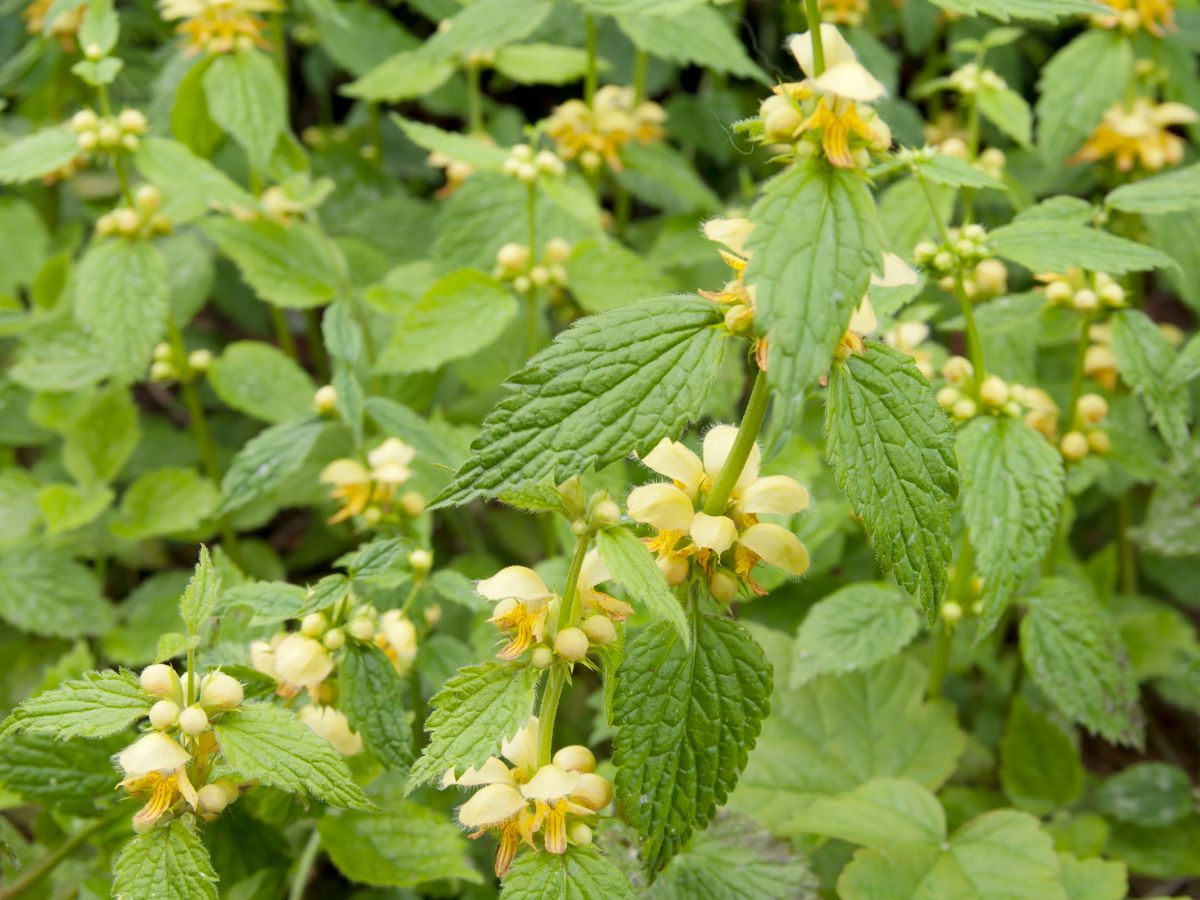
[79,0,118,55]
[1013,196,1097,226]
[1019,578,1142,746]
[1095,762,1193,827]
[958,416,1064,636]
[212,702,371,809]
[596,526,688,645]
[216,581,308,624]
[791,582,920,686]
[612,615,771,874]
[342,51,454,102]
[616,141,721,214]
[335,537,411,580]
[1105,162,1200,214]
[501,846,636,900]
[111,467,219,540]
[1110,309,1191,450]
[0,547,113,639]
[208,340,316,424]
[201,218,343,309]
[792,777,945,850]
[203,49,287,168]
[494,43,593,85]
[113,819,219,900]
[75,239,168,382]
[563,237,676,313]
[419,0,552,61]
[746,161,884,434]
[391,116,508,170]
[134,137,256,224]
[913,152,1007,190]
[989,220,1177,275]
[1,670,149,740]
[732,637,965,837]
[1107,814,1200,879]
[977,82,1033,147]
[999,696,1083,815]
[0,129,79,185]
[320,793,482,887]
[1168,332,1200,388]
[340,644,415,773]
[219,418,325,513]
[322,300,364,364]
[179,546,220,633]
[0,732,125,814]
[173,57,223,158]
[38,483,113,536]
[1058,853,1127,900]
[616,5,768,84]
[407,662,540,791]
[62,383,140,484]
[372,270,517,374]
[825,342,958,621]
[1146,209,1200,312]
[300,0,416,77]
[434,295,726,507]
[930,0,1103,20]
[1036,30,1132,161]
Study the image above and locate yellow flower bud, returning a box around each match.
[552,745,596,774]
[323,628,346,650]
[941,601,963,624]
[979,376,1009,408]
[140,663,177,698]
[569,822,594,846]
[197,783,231,815]
[135,184,161,213]
[937,386,961,410]
[1088,430,1111,454]
[301,613,327,637]
[555,627,589,662]
[953,398,978,420]
[118,108,147,133]
[544,238,571,264]
[178,705,209,736]
[531,646,554,668]
[1076,393,1108,425]
[200,672,243,709]
[187,349,213,373]
[709,569,738,603]
[1060,431,1089,461]
[149,699,180,729]
[1072,289,1098,313]
[572,772,613,810]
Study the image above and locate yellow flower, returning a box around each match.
[116,733,198,828]
[319,438,417,524]
[1092,0,1175,36]
[477,567,554,660]
[160,0,282,55]
[839,254,920,357]
[299,705,363,756]
[577,550,635,620]
[272,633,334,692]
[546,86,665,171]
[24,0,84,45]
[378,610,419,674]
[789,25,886,103]
[1073,99,1197,172]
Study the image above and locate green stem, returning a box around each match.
[525,182,540,357]
[632,49,648,105]
[927,623,952,700]
[1118,493,1138,595]
[270,305,299,361]
[466,63,484,135]
[0,805,127,900]
[305,309,331,383]
[537,536,592,767]
[1066,316,1091,429]
[288,827,323,900]
[961,95,980,223]
[584,16,598,107]
[917,174,987,381]
[367,103,383,168]
[703,370,770,516]
[803,0,825,74]
[186,643,196,707]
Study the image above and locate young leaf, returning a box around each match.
[612,615,771,875]
[339,644,415,773]
[989,220,1177,275]
[212,702,372,809]
[825,342,959,621]
[1110,309,1191,450]
[596,526,688,645]
[113,819,219,900]
[433,295,726,507]
[201,218,344,309]
[0,129,79,184]
[958,416,1064,637]
[0,547,113,639]
[501,845,636,900]
[179,546,220,632]
[219,418,326,513]
[1058,854,1128,900]
[208,340,317,424]
[111,468,220,540]
[1019,578,1143,746]
[999,696,1084,816]
[406,662,540,791]
[493,43,592,86]
[1036,30,1132,161]
[202,49,287,168]
[391,116,508,170]
[746,160,884,435]
[1105,162,1200,215]
[791,583,920,686]
[1,670,150,740]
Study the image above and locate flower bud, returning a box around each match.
[513,275,531,294]
[400,490,425,516]
[197,782,231,815]
[569,822,593,846]
[187,349,213,373]
[149,360,177,382]
[1072,289,1098,313]
[590,497,621,527]
[531,646,554,668]
[134,184,161,213]
[913,241,938,264]
[313,384,337,413]
[535,150,564,176]
[77,130,98,151]
[572,772,612,810]
[941,601,963,624]
[408,548,433,574]
[200,672,243,709]
[979,376,1008,408]
[953,398,977,420]
[347,617,376,641]
[939,137,968,159]
[937,386,960,410]
[71,109,98,132]
[657,554,688,586]
[510,143,532,162]
[943,356,973,383]
[709,569,738,604]
[1045,281,1073,304]
[516,162,538,183]
[543,238,571,264]
[1060,431,1089,462]
[323,628,346,650]
[118,109,147,133]
[933,251,954,272]
[250,640,276,678]
[552,745,596,774]
[974,258,1007,295]
[140,663,177,698]
[1100,283,1125,307]
[724,303,754,334]
[1088,430,1111,454]
[424,603,442,626]
[1076,393,1108,425]
[581,614,616,647]
[555,627,589,662]
[149,699,180,729]
[97,122,121,147]
[112,207,141,235]
[529,265,550,287]
[301,612,327,637]
[178,705,209,736]
[496,242,529,272]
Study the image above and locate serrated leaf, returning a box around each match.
[216,581,308,623]
[75,239,168,382]
[61,383,140,485]
[134,137,255,223]
[958,416,1064,636]
[1000,696,1083,816]
[616,141,721,214]
[791,583,920,686]
[494,43,593,85]
[1058,853,1127,900]
[0,732,125,814]
[433,295,726,507]
[977,82,1033,147]
[930,0,1103,20]
[0,129,79,184]
[0,547,113,639]
[913,152,1007,190]
[420,0,552,61]
[1095,762,1193,827]
[212,702,371,809]
[1036,30,1132,161]
[335,537,411,580]
[219,417,325,512]
[407,662,540,791]
[501,846,637,900]
[340,644,415,773]
[1014,196,1096,226]
[111,468,219,540]
[342,51,454,102]
[989,220,1176,275]
[203,49,287,168]
[1105,162,1200,214]
[179,546,220,632]
[825,342,958,620]
[38,483,113,536]
[300,0,416,77]
[563,237,676,313]
[113,819,219,900]
[746,161,884,435]
[201,218,343,309]
[208,340,316,424]
[392,116,508,170]
[1,670,149,739]
[155,631,189,662]
[612,615,771,874]
[615,5,768,84]
[792,777,945,850]
[1110,309,1191,450]
[596,526,688,645]
[1019,578,1142,746]
[372,269,517,374]
[79,0,118,55]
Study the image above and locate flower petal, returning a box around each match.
[319,459,370,486]
[520,764,580,802]
[641,438,704,495]
[738,476,811,516]
[701,217,754,257]
[273,634,334,689]
[813,63,887,103]
[739,523,811,576]
[789,25,857,78]
[117,732,191,777]
[871,253,919,288]
[458,783,526,828]
[578,549,611,592]
[477,566,552,602]
[703,425,761,490]
[848,298,877,335]
[451,756,515,788]
[627,483,695,532]
[501,717,540,773]
[690,512,737,554]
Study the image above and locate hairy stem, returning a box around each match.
[804,0,825,74]
[584,16,598,107]
[703,369,770,516]
[288,827,323,900]
[536,535,592,767]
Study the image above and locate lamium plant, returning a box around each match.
[1,0,1199,898]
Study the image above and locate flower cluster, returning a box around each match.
[96,186,172,241]
[445,718,610,877]
[159,0,282,55]
[628,428,810,597]
[70,108,147,155]
[319,438,424,525]
[1092,0,1176,36]
[914,225,1006,299]
[502,143,566,185]
[23,0,84,46]
[545,85,665,172]
[116,664,245,831]
[757,25,891,169]
[494,238,570,298]
[149,341,211,384]
[935,357,1060,435]
[1073,99,1196,172]
[936,136,1007,182]
[819,0,868,27]
[1038,268,1127,314]
[1060,393,1112,462]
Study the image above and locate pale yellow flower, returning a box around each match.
[1073,99,1197,172]
[116,733,199,828]
[299,705,363,756]
[477,567,554,660]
